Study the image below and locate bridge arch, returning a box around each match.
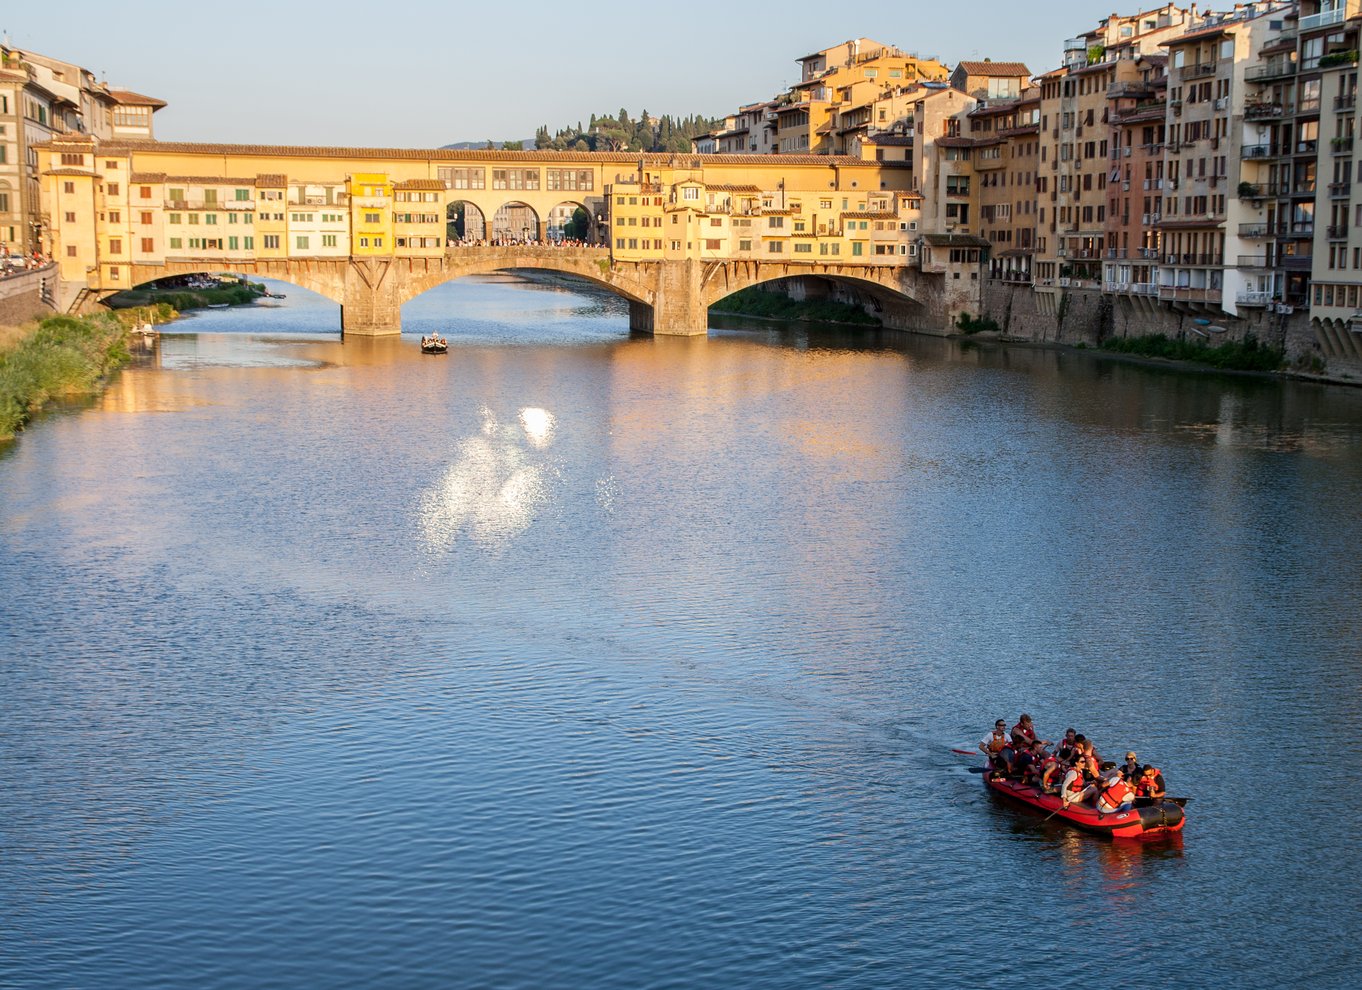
[111,261,351,308]
[402,247,653,310]
[701,264,930,327]
[545,200,597,245]
[490,202,541,244]
[447,201,488,244]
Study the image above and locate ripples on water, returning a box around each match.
[2,275,1361,988]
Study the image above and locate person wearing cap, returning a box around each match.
[1120,751,1141,782]
[1096,763,1137,814]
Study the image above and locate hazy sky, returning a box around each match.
[6,1,1146,147]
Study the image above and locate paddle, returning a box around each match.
[952,748,978,756]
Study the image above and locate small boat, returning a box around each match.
[984,772,1185,838]
[206,303,229,309]
[133,322,158,337]
[421,334,449,355]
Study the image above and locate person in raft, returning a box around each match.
[1095,763,1138,813]
[980,719,1012,769]
[1135,764,1166,799]
[1119,751,1141,782]
[1011,713,1051,751]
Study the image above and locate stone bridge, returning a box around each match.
[123,246,945,336]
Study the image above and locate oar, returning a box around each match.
[1040,803,1070,824]
[952,748,978,756]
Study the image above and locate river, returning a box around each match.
[3,275,1361,989]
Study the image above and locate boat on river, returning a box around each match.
[421,334,448,354]
[985,773,1185,838]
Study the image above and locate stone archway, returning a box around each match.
[490,202,541,245]
[447,201,487,244]
[546,201,593,244]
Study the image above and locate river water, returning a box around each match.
[3,276,1361,989]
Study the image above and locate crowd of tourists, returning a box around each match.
[447,235,604,249]
[979,714,1167,814]
[0,245,51,276]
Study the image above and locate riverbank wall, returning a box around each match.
[0,266,59,327]
[735,273,1362,384]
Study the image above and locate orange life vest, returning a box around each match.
[1099,778,1135,809]
[1064,771,1087,796]
[1013,721,1037,743]
[1136,769,1162,796]
[986,730,1008,754]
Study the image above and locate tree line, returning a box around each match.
[527,109,723,153]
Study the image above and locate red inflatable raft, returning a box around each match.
[985,773,1186,838]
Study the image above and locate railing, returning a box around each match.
[1159,286,1223,302]
[1241,144,1275,159]
[1244,102,1288,120]
[1165,253,1223,266]
[1328,224,1351,239]
[1237,255,1269,268]
[1297,140,1320,155]
[1239,223,1271,237]
[1300,7,1346,31]
[1184,62,1218,79]
[1333,137,1356,155]
[1329,182,1353,197]
[1246,61,1297,82]
[1336,94,1358,111]
[1236,291,1273,306]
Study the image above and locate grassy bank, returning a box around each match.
[711,286,881,325]
[0,313,132,441]
[1098,333,1285,373]
[107,282,265,312]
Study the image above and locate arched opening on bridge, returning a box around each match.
[491,202,542,245]
[545,201,595,245]
[708,275,927,331]
[103,269,342,329]
[447,201,487,244]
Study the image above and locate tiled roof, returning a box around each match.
[394,179,446,190]
[955,61,1031,77]
[841,211,898,219]
[706,184,761,193]
[864,134,913,146]
[130,172,167,182]
[93,140,872,168]
[44,167,97,177]
[255,174,287,187]
[107,89,167,109]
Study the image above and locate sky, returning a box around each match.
[6,0,1147,147]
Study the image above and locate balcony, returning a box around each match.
[1244,101,1288,120]
[1143,178,1164,190]
[1327,224,1350,239]
[1237,255,1270,268]
[1158,286,1223,303]
[1184,62,1218,79]
[1330,182,1353,197]
[1236,291,1274,307]
[1246,61,1298,82]
[1332,137,1356,155]
[1241,143,1275,159]
[1239,223,1272,238]
[1300,8,1346,31]
[1337,93,1359,111]
[1166,253,1223,266]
